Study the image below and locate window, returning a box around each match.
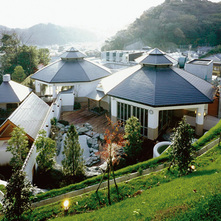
[117,102,148,137]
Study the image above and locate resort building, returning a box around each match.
[0,74,32,111]
[31,47,111,110]
[0,92,49,166]
[98,48,215,140]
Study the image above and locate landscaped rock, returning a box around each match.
[86,137,98,148]
[56,122,65,129]
[77,127,90,135]
[89,148,94,153]
[93,144,99,150]
[85,155,100,167]
[85,166,102,177]
[84,123,93,131]
[99,134,104,141]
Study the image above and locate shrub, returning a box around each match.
[74,102,81,110]
[51,117,57,126]
[0,184,6,194]
[32,154,168,202]
[193,120,221,150]
[58,120,69,126]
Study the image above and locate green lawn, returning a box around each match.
[22,144,221,221]
[57,147,221,221]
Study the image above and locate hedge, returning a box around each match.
[32,154,168,202]
[193,119,221,150]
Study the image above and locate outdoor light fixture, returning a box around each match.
[197,112,201,116]
[63,199,70,215]
[46,125,49,127]
[149,110,154,114]
[52,110,54,112]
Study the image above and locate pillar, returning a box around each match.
[52,85,57,100]
[109,51,114,62]
[111,97,117,123]
[35,80,41,96]
[148,109,159,140]
[196,106,204,136]
[116,52,120,62]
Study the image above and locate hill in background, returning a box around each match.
[102,0,221,51]
[0,23,98,46]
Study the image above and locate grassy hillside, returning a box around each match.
[102,0,221,51]
[56,145,221,221]
[20,143,221,221]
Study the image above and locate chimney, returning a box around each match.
[3,74,11,82]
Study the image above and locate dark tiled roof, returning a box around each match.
[0,81,32,103]
[31,59,111,83]
[107,66,214,107]
[61,47,86,60]
[136,48,176,66]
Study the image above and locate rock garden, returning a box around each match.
[50,120,105,177]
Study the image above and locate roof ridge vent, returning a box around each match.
[3,74,11,82]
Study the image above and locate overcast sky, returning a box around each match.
[1,0,221,37]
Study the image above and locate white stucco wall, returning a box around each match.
[60,93,75,111]
[22,95,62,182]
[75,80,100,98]
[185,60,213,82]
[0,141,13,166]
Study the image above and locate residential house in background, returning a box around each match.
[184,59,213,82]
[0,74,32,111]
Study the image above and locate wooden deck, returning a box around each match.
[60,103,110,134]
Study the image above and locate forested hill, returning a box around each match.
[102,0,221,51]
[0,23,97,46]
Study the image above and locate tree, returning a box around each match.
[38,48,50,65]
[7,127,29,170]
[0,33,50,77]
[1,170,33,221]
[168,117,196,175]
[96,117,125,205]
[0,33,20,74]
[12,65,26,83]
[35,130,56,173]
[62,125,84,178]
[124,116,143,164]
[17,45,39,75]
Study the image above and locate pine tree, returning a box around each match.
[1,170,33,221]
[62,125,84,178]
[124,116,143,164]
[12,65,26,83]
[35,130,56,173]
[7,127,29,170]
[169,117,196,175]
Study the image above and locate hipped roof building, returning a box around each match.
[99,48,214,139]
